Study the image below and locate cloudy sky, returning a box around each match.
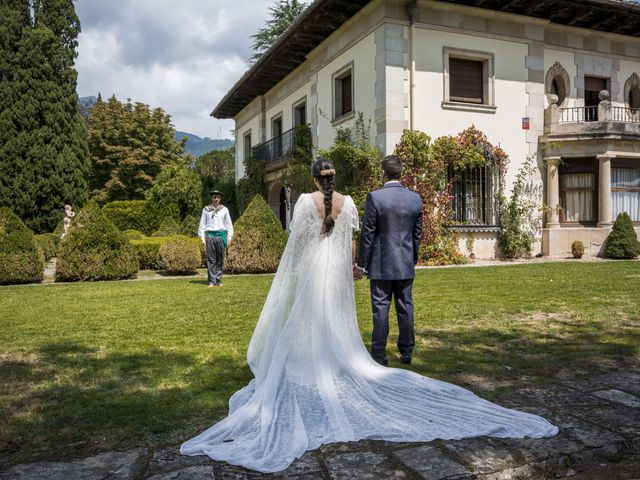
[75,0,275,139]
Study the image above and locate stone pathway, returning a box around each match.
[2,367,639,480]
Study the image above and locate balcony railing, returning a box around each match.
[559,106,597,123]
[254,125,311,165]
[612,106,640,123]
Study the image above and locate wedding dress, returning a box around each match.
[180,193,558,473]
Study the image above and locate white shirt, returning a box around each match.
[384,180,401,186]
[198,205,234,242]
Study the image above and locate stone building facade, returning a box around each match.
[213,0,640,258]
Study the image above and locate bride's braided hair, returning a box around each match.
[311,157,336,234]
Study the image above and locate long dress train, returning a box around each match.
[180,193,558,473]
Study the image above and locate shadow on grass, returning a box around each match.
[0,341,252,467]
[2,318,639,468]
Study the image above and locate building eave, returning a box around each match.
[212,0,640,120]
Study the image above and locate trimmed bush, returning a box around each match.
[0,207,45,284]
[34,233,61,260]
[604,212,640,259]
[56,202,138,281]
[152,217,181,237]
[226,195,287,273]
[102,200,164,235]
[124,229,145,240]
[130,237,165,270]
[160,235,202,274]
[179,214,199,238]
[571,240,584,259]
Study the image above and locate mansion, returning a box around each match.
[213,0,640,258]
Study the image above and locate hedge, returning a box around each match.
[131,236,205,271]
[152,217,181,237]
[226,195,287,273]
[160,235,202,274]
[34,233,61,260]
[56,202,138,282]
[0,207,45,285]
[604,212,640,259]
[102,200,165,236]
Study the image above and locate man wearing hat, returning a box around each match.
[198,189,234,287]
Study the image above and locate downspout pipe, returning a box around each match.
[406,1,417,131]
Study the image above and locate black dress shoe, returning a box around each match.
[401,356,412,365]
[374,358,388,366]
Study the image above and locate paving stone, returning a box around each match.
[0,449,145,480]
[517,406,624,450]
[569,405,640,438]
[393,444,471,479]
[503,433,582,463]
[325,452,408,480]
[148,465,214,480]
[441,438,520,475]
[148,445,212,475]
[475,462,544,480]
[515,385,608,408]
[564,371,640,396]
[591,389,640,407]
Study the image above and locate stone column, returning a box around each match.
[598,155,612,227]
[546,157,561,228]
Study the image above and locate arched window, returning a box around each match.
[624,73,640,115]
[545,62,570,107]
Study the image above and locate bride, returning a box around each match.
[181,158,558,473]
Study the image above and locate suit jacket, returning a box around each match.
[357,182,423,280]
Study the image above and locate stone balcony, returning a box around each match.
[543,91,640,140]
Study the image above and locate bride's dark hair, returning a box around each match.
[311,157,336,234]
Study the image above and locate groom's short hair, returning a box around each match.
[382,155,402,180]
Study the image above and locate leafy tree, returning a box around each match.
[145,157,202,220]
[88,95,185,203]
[0,0,90,233]
[195,147,238,217]
[250,0,307,62]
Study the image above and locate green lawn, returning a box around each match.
[1,261,639,466]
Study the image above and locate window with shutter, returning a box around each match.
[332,63,354,121]
[450,58,483,104]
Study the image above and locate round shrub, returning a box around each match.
[159,235,201,274]
[102,200,164,235]
[130,237,165,270]
[34,233,61,260]
[56,201,138,281]
[0,207,44,285]
[179,214,199,238]
[604,212,640,259]
[571,240,584,259]
[226,195,287,274]
[152,217,181,237]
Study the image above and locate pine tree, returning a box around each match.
[250,0,307,63]
[0,0,90,233]
[88,95,185,203]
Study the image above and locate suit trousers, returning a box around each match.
[369,279,415,361]
[206,235,225,285]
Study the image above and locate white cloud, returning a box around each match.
[75,0,274,139]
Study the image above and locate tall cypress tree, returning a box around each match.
[0,0,89,233]
[0,0,31,219]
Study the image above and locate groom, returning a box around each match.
[354,155,423,366]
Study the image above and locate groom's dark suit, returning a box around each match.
[357,181,423,364]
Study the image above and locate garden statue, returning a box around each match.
[61,204,75,239]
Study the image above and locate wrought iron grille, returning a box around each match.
[254,127,297,164]
[447,163,500,226]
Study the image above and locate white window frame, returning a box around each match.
[442,47,496,114]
